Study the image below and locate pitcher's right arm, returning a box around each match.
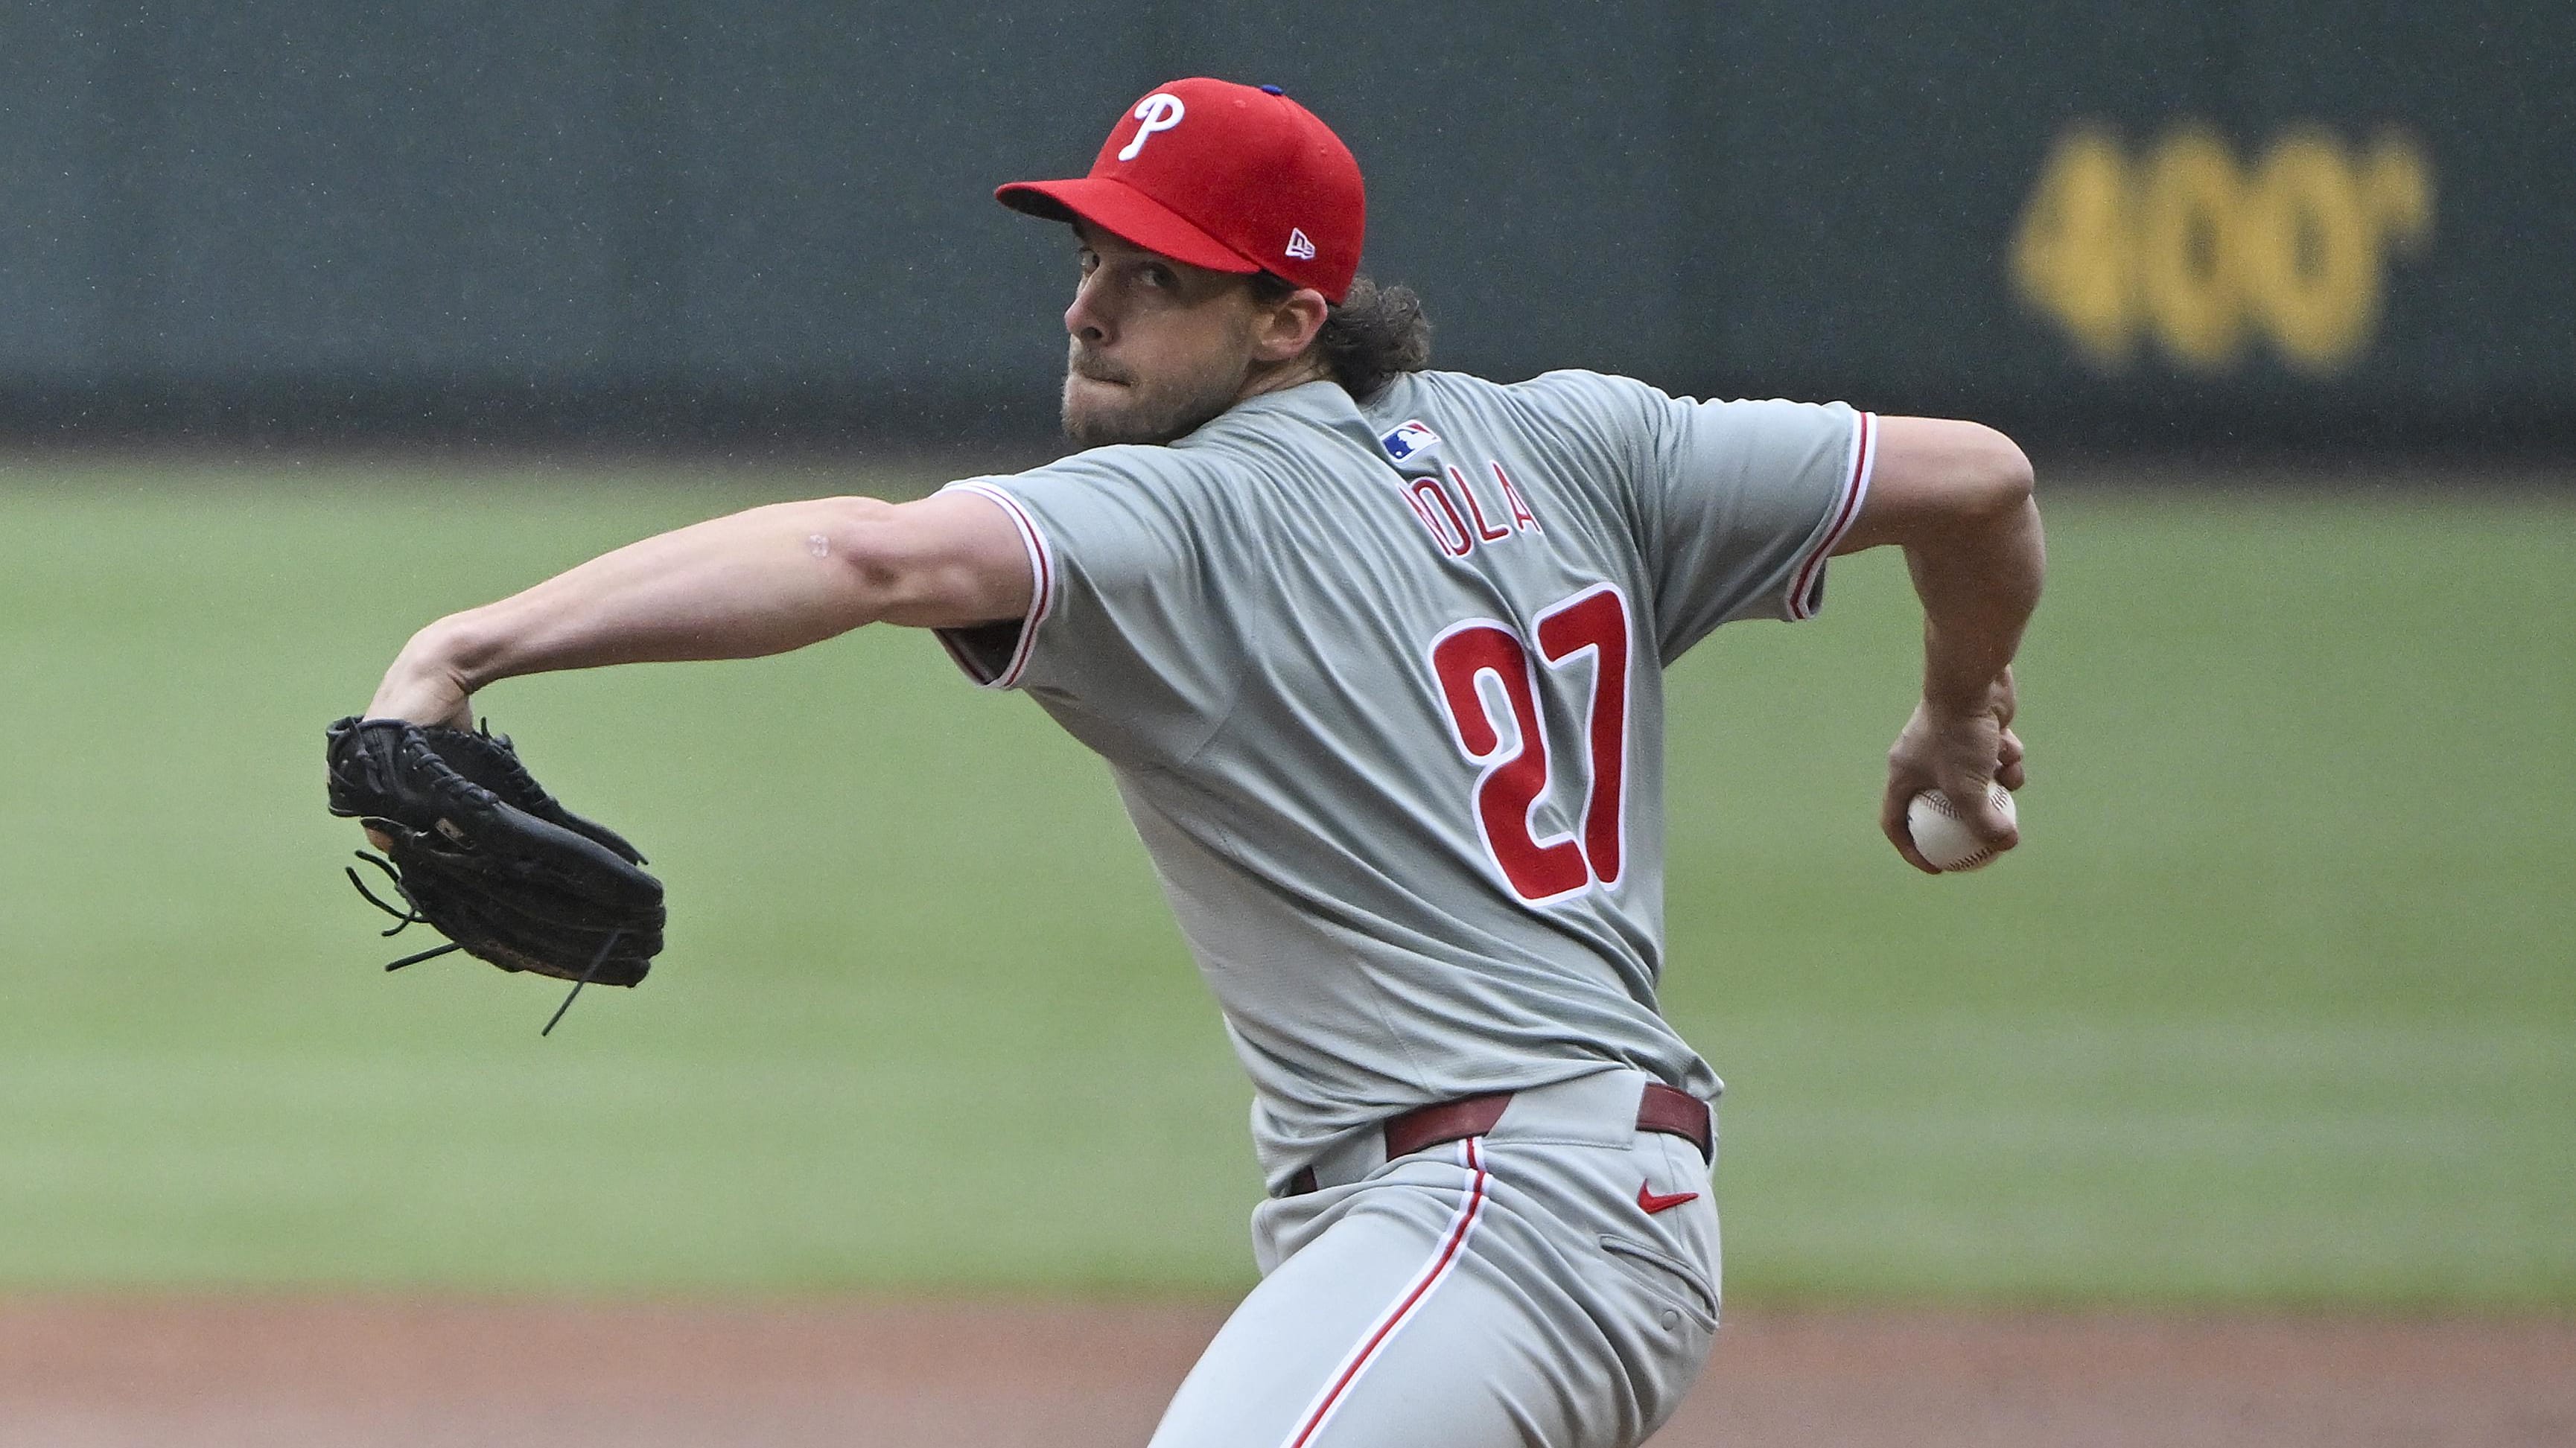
[1831,416,2044,872]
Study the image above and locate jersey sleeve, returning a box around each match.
[1609,379,1875,660]
[929,450,1238,765]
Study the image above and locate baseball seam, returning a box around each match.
[1912,786,2007,869]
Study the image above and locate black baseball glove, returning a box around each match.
[325,716,665,990]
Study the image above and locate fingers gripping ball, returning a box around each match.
[324,717,666,986]
[1906,782,2018,872]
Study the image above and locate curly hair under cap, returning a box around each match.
[1251,273,1434,402]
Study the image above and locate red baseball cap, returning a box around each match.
[996,77,1366,304]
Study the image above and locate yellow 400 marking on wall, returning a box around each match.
[2011,124,2433,375]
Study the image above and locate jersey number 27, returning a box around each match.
[1428,584,1630,905]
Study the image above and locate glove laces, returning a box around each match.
[346,851,465,971]
[345,848,612,1034]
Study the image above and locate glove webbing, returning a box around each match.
[344,849,614,1036]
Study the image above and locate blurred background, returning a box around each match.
[5,1,2569,448]
[0,3,2569,1444]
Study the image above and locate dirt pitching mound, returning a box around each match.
[1,1297,2566,1447]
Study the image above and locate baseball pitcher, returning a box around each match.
[347,77,2041,1447]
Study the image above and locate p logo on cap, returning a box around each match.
[1118,93,1186,161]
[994,77,1368,304]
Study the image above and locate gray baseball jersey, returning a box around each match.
[936,369,1871,1194]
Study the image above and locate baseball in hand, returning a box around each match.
[1906,782,2017,872]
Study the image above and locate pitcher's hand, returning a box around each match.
[1880,666,2023,873]
[366,625,476,731]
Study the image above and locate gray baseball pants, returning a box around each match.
[1148,1069,1721,1447]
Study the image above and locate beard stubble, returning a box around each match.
[1060,342,1250,448]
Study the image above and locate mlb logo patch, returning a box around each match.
[1380,420,1440,462]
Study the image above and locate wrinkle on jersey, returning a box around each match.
[932,374,1865,1179]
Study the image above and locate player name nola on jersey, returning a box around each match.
[1379,420,1542,560]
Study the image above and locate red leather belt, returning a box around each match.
[1287,1082,1710,1196]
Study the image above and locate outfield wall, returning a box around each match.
[0,1,2567,449]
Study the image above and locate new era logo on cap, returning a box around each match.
[993,77,1368,303]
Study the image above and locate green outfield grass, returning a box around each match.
[0,462,2566,1308]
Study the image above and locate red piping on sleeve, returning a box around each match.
[1785,409,1875,621]
[938,480,1055,689]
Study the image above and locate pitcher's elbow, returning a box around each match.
[1966,427,2035,519]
